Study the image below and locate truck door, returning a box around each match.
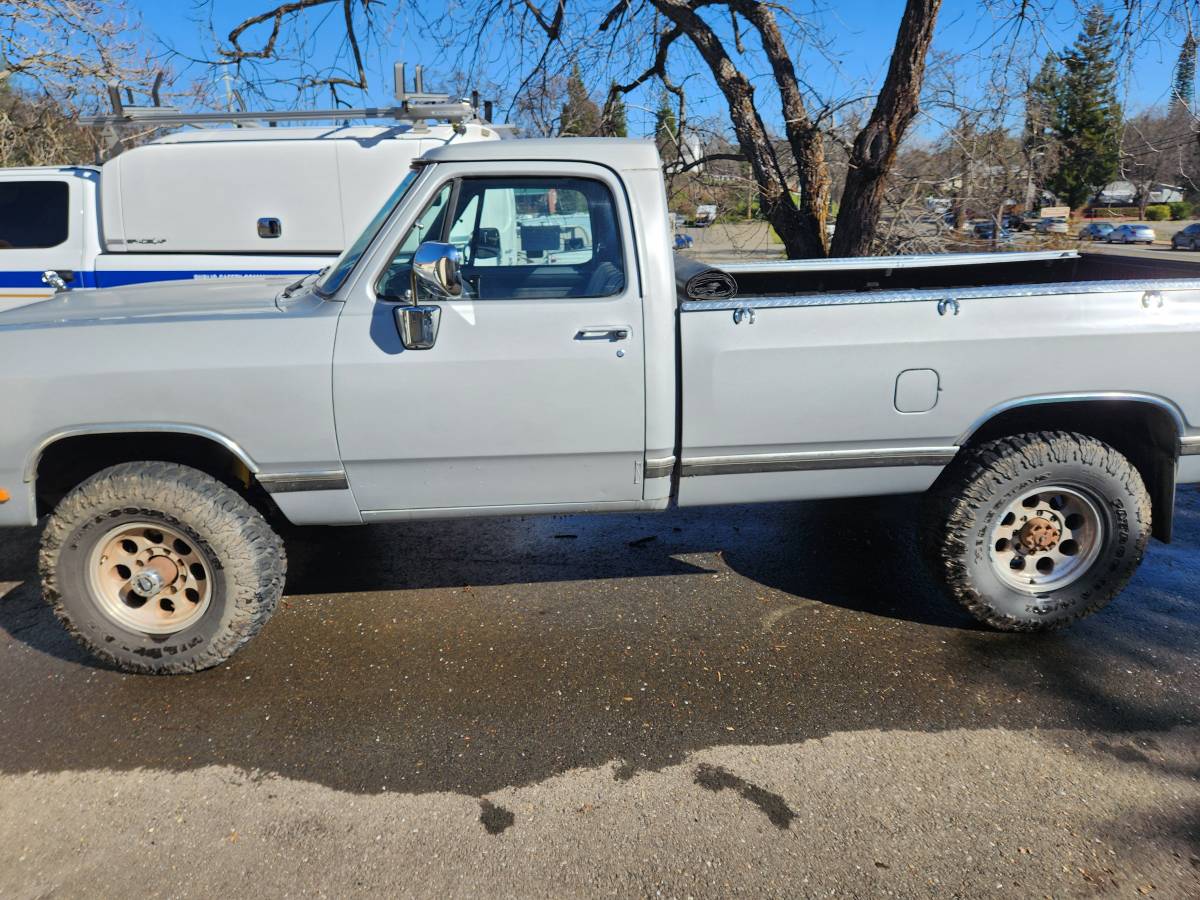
[0,173,88,308]
[332,164,646,513]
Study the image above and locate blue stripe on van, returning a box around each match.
[0,268,317,290]
[0,270,97,288]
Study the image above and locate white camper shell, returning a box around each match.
[0,122,500,306]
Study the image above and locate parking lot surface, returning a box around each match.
[1,490,1198,897]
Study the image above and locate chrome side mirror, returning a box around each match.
[394,304,442,350]
[397,241,459,349]
[411,241,463,300]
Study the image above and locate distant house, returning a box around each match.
[678,134,705,172]
[1097,180,1184,205]
[1148,184,1185,204]
[1096,180,1137,205]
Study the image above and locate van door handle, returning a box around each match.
[574,327,629,341]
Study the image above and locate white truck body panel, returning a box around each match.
[676,284,1200,504]
[0,167,97,304]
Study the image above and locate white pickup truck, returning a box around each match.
[1,137,1198,674]
[0,122,498,307]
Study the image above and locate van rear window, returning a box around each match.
[0,181,69,249]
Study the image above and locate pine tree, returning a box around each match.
[1047,5,1122,209]
[1022,53,1063,209]
[654,91,679,164]
[1024,54,1061,152]
[1172,32,1197,113]
[602,87,628,138]
[559,64,603,137]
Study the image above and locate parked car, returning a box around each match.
[1014,213,1042,231]
[1078,223,1115,241]
[1035,217,1069,234]
[693,204,717,227]
[1106,223,1156,244]
[4,138,1200,674]
[972,221,1013,241]
[1171,223,1200,250]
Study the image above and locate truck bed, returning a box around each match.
[676,247,1200,510]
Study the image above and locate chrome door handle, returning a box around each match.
[575,327,630,341]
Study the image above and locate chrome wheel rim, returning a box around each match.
[86,522,213,634]
[988,486,1105,594]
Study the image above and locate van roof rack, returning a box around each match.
[81,64,493,133]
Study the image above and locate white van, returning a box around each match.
[0,122,500,307]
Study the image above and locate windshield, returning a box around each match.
[314,169,421,297]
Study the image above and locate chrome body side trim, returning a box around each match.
[679,278,1200,313]
[23,422,260,483]
[644,455,676,478]
[955,392,1190,444]
[680,447,957,477]
[257,470,349,494]
[1180,436,1200,456]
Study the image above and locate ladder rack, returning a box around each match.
[79,64,492,130]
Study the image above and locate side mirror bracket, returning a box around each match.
[394,303,442,351]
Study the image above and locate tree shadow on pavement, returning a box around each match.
[0,490,1196,801]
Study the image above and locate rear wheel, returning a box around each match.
[923,432,1151,631]
[41,462,286,674]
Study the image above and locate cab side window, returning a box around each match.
[377,176,625,301]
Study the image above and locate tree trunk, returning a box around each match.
[831,0,942,256]
[730,0,830,256]
[652,0,827,258]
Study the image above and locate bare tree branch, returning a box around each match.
[832,0,943,256]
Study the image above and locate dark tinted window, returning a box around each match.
[0,181,69,249]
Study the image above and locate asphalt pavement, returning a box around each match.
[1,489,1198,897]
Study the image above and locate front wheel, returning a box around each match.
[40,462,287,673]
[923,432,1151,631]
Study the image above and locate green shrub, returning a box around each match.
[1168,201,1193,220]
[1144,205,1170,221]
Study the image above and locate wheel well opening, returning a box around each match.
[34,432,279,521]
[962,399,1180,542]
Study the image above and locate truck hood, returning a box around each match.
[0,276,295,329]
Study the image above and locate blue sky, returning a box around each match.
[129,0,1186,138]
